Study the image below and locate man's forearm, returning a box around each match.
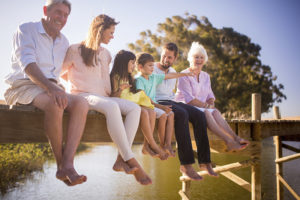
[24,63,55,92]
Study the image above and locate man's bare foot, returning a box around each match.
[163,144,176,157]
[127,158,152,185]
[142,144,159,158]
[56,168,87,186]
[199,163,218,177]
[226,140,246,152]
[180,165,202,181]
[113,155,138,174]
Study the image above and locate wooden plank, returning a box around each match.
[275,153,300,163]
[220,171,251,192]
[260,122,300,138]
[277,174,300,200]
[282,143,300,153]
[180,159,258,181]
[178,190,190,200]
[251,163,261,200]
[274,136,284,200]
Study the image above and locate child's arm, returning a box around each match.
[164,72,194,80]
[150,99,172,114]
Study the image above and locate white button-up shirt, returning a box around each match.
[154,64,177,101]
[5,21,69,85]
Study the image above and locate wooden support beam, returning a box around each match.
[180,180,191,200]
[275,153,300,163]
[282,143,300,153]
[178,190,190,200]
[252,93,261,120]
[274,136,283,200]
[273,106,281,120]
[277,174,300,200]
[180,159,258,181]
[220,171,251,192]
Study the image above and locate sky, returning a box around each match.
[0,0,299,118]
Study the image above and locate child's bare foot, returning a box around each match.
[113,155,138,174]
[199,163,218,177]
[127,158,152,185]
[142,144,159,158]
[56,168,87,186]
[144,142,168,160]
[226,140,246,152]
[180,165,203,181]
[163,144,176,157]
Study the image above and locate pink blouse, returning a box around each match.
[175,68,215,103]
[62,44,112,96]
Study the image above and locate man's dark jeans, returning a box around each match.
[158,100,211,165]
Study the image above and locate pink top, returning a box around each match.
[62,44,112,96]
[175,68,215,103]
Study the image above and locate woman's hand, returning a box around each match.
[161,105,172,114]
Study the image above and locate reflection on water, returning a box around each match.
[2,139,300,200]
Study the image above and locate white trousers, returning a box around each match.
[80,93,141,161]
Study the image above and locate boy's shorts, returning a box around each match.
[154,107,173,119]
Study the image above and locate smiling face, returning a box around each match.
[160,49,177,70]
[191,53,205,70]
[43,3,70,38]
[101,25,115,44]
[139,61,154,77]
[128,59,136,73]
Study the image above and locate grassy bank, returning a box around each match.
[0,143,90,195]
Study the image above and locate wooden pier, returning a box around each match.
[0,94,300,199]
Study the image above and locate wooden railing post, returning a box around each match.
[273,106,284,199]
[251,93,261,200]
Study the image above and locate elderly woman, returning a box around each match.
[175,42,249,151]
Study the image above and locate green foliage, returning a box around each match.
[0,143,90,195]
[128,13,286,118]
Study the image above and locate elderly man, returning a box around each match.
[154,43,218,180]
[4,0,89,186]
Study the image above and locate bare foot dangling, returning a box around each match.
[56,168,87,186]
[199,163,218,177]
[127,158,152,185]
[180,165,202,181]
[163,144,176,157]
[113,155,138,174]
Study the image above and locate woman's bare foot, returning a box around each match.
[56,168,87,186]
[199,163,218,177]
[235,136,250,147]
[113,155,138,174]
[142,143,159,158]
[226,140,246,152]
[180,165,202,181]
[127,158,152,185]
[163,144,176,157]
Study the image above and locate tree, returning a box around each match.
[128,13,286,118]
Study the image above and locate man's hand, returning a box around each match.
[47,83,68,109]
[161,105,172,114]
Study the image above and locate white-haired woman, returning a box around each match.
[175,42,249,152]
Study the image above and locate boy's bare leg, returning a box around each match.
[163,112,176,157]
[180,164,202,181]
[140,108,167,160]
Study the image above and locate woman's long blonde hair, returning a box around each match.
[80,14,118,67]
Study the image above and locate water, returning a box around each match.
[1,139,299,200]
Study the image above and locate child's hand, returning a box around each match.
[120,83,131,90]
[161,105,172,114]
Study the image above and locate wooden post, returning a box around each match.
[181,181,191,200]
[273,106,281,120]
[273,106,284,199]
[251,93,261,200]
[252,93,261,120]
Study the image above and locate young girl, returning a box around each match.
[135,53,194,158]
[110,50,168,160]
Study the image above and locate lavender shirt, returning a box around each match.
[175,68,215,103]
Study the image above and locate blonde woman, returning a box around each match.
[61,15,151,185]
